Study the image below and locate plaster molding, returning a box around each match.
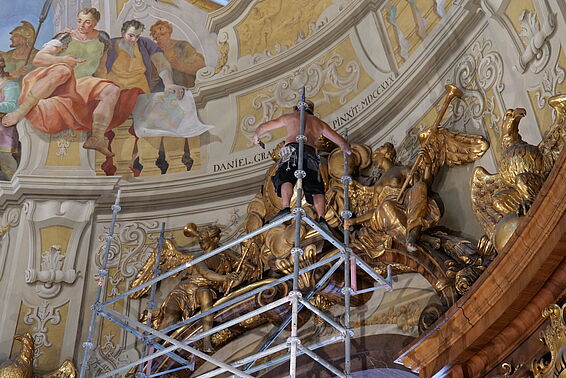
[344,4,486,147]
[22,199,94,298]
[24,245,78,299]
[0,207,21,282]
[516,0,557,74]
[192,0,384,106]
[206,0,252,34]
[22,299,65,364]
[16,120,95,177]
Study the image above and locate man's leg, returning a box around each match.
[312,194,326,219]
[2,65,73,126]
[83,84,120,157]
[280,182,293,208]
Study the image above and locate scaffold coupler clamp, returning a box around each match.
[291,207,306,216]
[341,327,355,338]
[288,291,303,300]
[297,101,309,111]
[290,247,304,256]
[294,169,306,179]
[341,210,353,219]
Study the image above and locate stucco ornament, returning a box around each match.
[240,53,359,146]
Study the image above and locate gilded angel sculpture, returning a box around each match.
[471,94,566,250]
[345,85,489,253]
[344,142,441,253]
[130,223,244,352]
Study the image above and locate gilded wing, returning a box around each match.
[36,360,78,378]
[418,127,490,178]
[471,167,507,241]
[539,94,566,170]
[129,239,193,299]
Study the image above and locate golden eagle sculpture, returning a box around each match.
[471,94,566,250]
[0,333,77,378]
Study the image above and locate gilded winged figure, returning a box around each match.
[129,223,245,352]
[345,124,488,254]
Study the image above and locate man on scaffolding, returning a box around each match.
[253,100,351,224]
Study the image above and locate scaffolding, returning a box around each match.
[80,88,393,378]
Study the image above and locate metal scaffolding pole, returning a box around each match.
[341,129,353,377]
[80,190,122,378]
[138,222,168,377]
[288,87,308,377]
[79,88,393,378]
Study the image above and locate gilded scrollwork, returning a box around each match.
[532,304,566,378]
[373,303,421,334]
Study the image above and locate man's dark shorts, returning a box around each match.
[271,143,324,205]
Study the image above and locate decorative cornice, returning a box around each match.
[206,0,252,33]
[186,0,222,13]
[193,0,382,106]
[94,157,273,214]
[0,175,120,209]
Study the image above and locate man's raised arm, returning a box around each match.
[252,115,286,145]
[321,122,351,154]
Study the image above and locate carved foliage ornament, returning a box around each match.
[531,58,565,110]
[516,2,556,74]
[22,300,63,364]
[25,245,78,299]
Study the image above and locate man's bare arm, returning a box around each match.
[321,122,351,154]
[33,44,84,67]
[151,52,185,99]
[252,115,287,145]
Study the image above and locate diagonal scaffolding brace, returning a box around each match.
[80,88,392,378]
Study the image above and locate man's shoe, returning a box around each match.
[269,208,291,223]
